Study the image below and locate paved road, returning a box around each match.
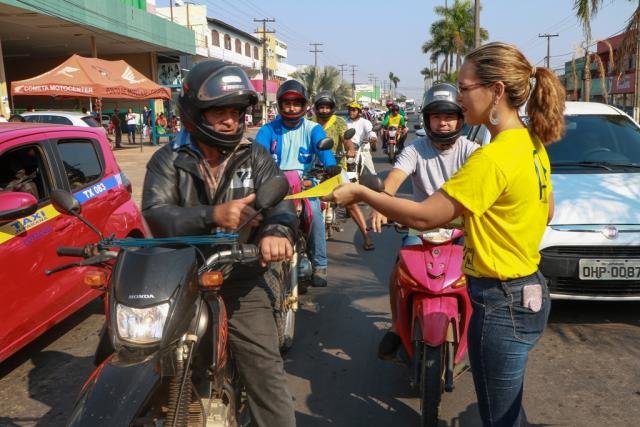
[1,120,639,426]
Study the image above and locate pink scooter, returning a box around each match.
[361,176,473,427]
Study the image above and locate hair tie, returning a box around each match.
[531,66,537,77]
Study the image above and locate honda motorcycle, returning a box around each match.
[361,175,473,427]
[48,177,290,427]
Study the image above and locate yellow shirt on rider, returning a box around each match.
[441,128,552,280]
[386,114,403,128]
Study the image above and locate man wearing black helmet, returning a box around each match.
[141,60,297,427]
[255,80,336,287]
[373,83,479,360]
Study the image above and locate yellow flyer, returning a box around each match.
[285,171,349,200]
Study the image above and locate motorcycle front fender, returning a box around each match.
[412,295,459,349]
[67,353,160,426]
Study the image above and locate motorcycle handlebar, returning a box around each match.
[57,246,87,257]
[203,244,260,268]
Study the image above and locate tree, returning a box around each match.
[388,72,400,98]
[290,65,352,107]
[422,0,488,78]
[573,0,639,102]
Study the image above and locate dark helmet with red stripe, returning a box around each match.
[277,80,309,123]
[178,59,258,151]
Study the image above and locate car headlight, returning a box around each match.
[116,303,170,344]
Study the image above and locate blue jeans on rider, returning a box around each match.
[308,197,327,269]
[466,270,550,427]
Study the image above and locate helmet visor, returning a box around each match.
[197,66,256,102]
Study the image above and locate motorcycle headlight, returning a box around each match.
[421,228,455,244]
[116,303,170,344]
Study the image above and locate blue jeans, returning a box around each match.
[466,270,551,427]
[308,197,327,269]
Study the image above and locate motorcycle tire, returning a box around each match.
[420,343,444,427]
[388,145,396,164]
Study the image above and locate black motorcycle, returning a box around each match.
[47,176,290,426]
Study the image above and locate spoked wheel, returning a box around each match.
[420,343,444,427]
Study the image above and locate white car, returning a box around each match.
[21,110,106,135]
[467,101,640,301]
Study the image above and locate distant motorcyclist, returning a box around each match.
[255,80,336,287]
[381,103,407,151]
[141,60,297,427]
[312,92,375,251]
[374,82,479,360]
[345,101,378,176]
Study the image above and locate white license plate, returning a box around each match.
[578,259,640,280]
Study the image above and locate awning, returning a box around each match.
[10,54,171,100]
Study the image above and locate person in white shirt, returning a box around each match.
[345,101,378,176]
[374,83,479,360]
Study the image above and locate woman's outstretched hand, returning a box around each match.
[322,183,363,207]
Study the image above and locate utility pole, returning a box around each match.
[538,33,559,68]
[254,18,275,124]
[309,42,323,69]
[169,0,173,22]
[349,65,358,100]
[368,73,378,103]
[337,64,348,80]
[474,0,480,48]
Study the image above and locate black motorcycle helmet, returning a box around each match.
[313,91,336,119]
[178,59,258,151]
[421,83,464,145]
[276,80,309,123]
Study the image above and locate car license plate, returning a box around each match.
[578,259,640,280]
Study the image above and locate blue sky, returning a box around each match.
[156,0,637,101]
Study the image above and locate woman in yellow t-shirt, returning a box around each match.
[326,42,565,426]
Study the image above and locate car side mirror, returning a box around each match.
[0,192,38,221]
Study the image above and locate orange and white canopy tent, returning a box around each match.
[11,54,171,100]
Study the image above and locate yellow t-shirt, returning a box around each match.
[441,128,552,280]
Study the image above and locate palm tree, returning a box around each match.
[422,0,488,77]
[388,72,400,99]
[573,0,639,102]
[290,65,351,106]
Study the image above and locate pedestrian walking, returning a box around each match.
[125,108,137,144]
[111,109,122,148]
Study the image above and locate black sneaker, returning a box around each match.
[312,268,327,287]
[377,331,401,360]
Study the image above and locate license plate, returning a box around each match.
[578,259,640,280]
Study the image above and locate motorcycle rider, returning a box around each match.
[312,91,375,251]
[255,80,336,287]
[141,60,297,427]
[345,101,378,176]
[381,103,408,152]
[373,83,479,360]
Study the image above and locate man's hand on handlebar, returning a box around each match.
[370,210,388,233]
[259,236,293,267]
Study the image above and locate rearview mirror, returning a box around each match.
[255,175,290,210]
[51,189,81,215]
[359,173,385,193]
[343,128,356,140]
[316,137,334,151]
